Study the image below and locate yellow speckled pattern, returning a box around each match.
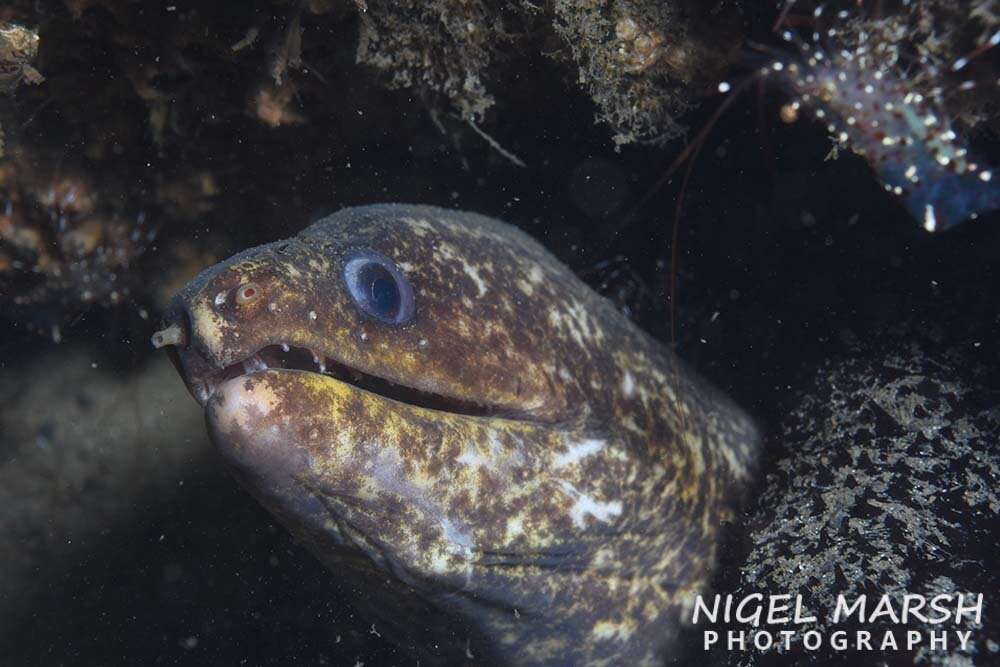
[160,204,760,666]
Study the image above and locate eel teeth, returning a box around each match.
[310,350,327,374]
[243,355,268,374]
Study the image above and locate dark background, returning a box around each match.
[0,1,997,665]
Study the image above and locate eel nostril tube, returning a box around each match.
[151,322,188,349]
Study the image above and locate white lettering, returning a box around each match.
[794,595,818,623]
[753,631,773,651]
[736,594,763,627]
[928,594,952,623]
[803,631,822,650]
[833,594,867,622]
[767,595,791,624]
[693,595,721,624]
[869,595,900,624]
[902,594,927,623]
[956,594,983,624]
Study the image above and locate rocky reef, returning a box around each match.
[0,0,996,336]
[715,331,1000,665]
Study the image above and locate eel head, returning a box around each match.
[154,204,757,665]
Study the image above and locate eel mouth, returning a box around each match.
[166,339,508,419]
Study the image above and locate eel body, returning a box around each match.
[154,204,759,666]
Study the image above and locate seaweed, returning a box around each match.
[549,0,741,145]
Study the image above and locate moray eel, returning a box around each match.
[153,204,759,666]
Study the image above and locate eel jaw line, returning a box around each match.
[162,336,512,419]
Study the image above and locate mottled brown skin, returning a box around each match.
[158,204,759,666]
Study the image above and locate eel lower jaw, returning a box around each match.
[177,342,514,419]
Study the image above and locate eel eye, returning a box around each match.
[343,249,414,325]
[235,282,262,305]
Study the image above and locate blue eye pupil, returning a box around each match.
[343,251,413,324]
[368,273,400,316]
